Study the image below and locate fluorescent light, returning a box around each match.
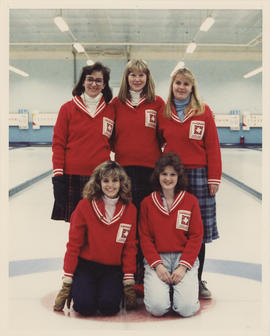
[186,42,197,54]
[200,17,215,32]
[54,16,69,32]
[73,43,85,53]
[175,61,185,69]
[243,66,262,79]
[9,65,29,77]
[86,59,95,65]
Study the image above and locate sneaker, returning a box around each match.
[199,280,212,299]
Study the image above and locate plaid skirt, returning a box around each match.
[51,174,91,222]
[185,167,219,243]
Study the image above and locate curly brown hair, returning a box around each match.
[150,152,188,195]
[82,161,132,204]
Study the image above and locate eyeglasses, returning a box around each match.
[85,77,104,85]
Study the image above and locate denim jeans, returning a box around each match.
[143,252,200,317]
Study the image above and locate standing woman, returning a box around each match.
[51,62,114,222]
[110,59,165,285]
[110,59,165,210]
[158,67,222,299]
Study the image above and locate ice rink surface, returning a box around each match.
[6,146,268,336]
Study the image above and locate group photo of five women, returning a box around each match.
[52,59,222,318]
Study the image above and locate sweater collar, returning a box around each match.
[151,191,185,215]
[92,198,125,225]
[73,95,106,118]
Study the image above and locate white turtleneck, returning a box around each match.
[129,90,142,106]
[81,92,103,117]
[102,195,119,224]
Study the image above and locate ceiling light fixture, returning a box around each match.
[9,65,29,77]
[243,66,262,79]
[73,43,85,53]
[200,17,215,32]
[86,59,95,65]
[186,42,197,54]
[170,61,185,77]
[54,16,69,32]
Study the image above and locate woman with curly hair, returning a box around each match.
[54,160,137,315]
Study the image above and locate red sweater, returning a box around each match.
[139,191,203,270]
[52,96,114,176]
[63,198,137,280]
[158,104,222,184]
[110,96,165,168]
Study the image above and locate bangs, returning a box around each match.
[173,68,195,85]
[127,60,149,74]
[101,168,121,180]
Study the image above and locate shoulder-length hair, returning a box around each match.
[82,161,132,204]
[164,67,204,118]
[72,62,113,103]
[151,152,188,195]
[118,59,156,103]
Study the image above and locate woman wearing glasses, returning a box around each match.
[51,62,114,222]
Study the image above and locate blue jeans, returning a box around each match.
[143,253,200,317]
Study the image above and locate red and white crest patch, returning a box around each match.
[176,210,191,231]
[116,223,131,243]
[145,109,157,128]
[189,120,205,140]
[103,117,114,138]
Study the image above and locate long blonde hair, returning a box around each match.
[164,67,204,118]
[82,161,132,204]
[118,59,156,103]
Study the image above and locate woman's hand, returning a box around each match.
[208,183,219,196]
[155,264,172,284]
[171,265,187,285]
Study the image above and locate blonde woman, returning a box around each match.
[109,59,165,289]
[54,161,137,315]
[158,67,222,299]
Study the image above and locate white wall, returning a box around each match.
[9,58,262,117]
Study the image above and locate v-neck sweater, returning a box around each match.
[109,95,165,168]
[158,103,222,184]
[52,95,114,176]
[63,198,137,280]
[139,191,203,269]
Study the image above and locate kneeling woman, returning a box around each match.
[54,161,137,316]
[139,153,203,317]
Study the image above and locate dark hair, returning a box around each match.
[82,160,132,204]
[151,152,188,194]
[72,62,113,103]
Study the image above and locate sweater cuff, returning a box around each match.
[179,260,192,270]
[150,260,163,269]
[208,178,221,184]
[62,272,73,284]
[53,168,64,176]
[123,273,134,285]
